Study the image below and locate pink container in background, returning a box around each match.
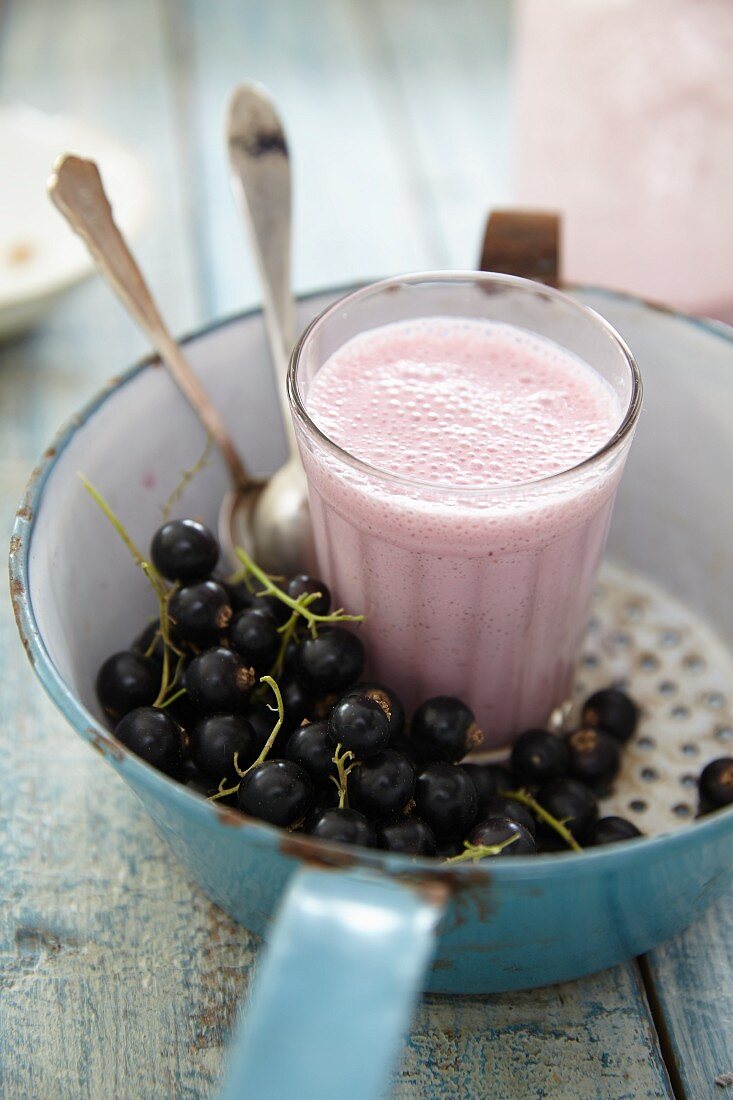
[289,273,642,747]
[515,0,733,321]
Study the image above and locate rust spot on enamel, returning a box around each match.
[9,535,21,555]
[9,577,24,599]
[279,831,358,869]
[16,504,33,522]
[394,873,452,909]
[19,633,35,665]
[215,804,248,828]
[88,727,126,762]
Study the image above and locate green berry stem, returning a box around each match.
[270,609,303,678]
[243,675,285,773]
[265,591,330,682]
[209,675,285,801]
[444,834,519,863]
[235,548,364,638]
[501,788,583,852]
[157,687,187,710]
[161,433,213,521]
[79,474,181,708]
[330,742,357,809]
[80,474,149,575]
[145,564,177,707]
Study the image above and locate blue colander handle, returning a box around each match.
[219,866,446,1100]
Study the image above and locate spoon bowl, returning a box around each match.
[221,458,312,578]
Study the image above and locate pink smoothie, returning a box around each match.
[301,317,626,746]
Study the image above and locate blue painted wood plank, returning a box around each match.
[167,0,438,320]
[371,0,514,270]
[644,887,733,1099]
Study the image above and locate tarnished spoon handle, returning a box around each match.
[48,154,252,491]
[227,83,299,461]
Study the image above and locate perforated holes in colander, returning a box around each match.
[570,562,733,833]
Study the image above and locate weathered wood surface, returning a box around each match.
[0,1,729,1097]
[644,902,733,1099]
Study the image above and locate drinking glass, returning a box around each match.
[289,272,641,747]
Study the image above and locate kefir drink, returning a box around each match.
[290,275,641,747]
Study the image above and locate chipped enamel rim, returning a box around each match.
[8,283,733,882]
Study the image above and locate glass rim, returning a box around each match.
[287,270,643,498]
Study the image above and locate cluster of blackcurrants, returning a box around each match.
[95,517,733,861]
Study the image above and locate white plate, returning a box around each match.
[0,104,151,340]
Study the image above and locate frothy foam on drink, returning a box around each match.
[306,318,622,488]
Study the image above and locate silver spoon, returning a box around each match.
[49,154,258,501]
[223,81,315,576]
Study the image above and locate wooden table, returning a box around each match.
[1,2,731,1096]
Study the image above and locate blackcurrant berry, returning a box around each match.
[349,750,415,819]
[310,693,340,721]
[414,763,478,840]
[229,607,280,674]
[166,694,201,736]
[223,580,256,613]
[588,816,642,845]
[582,688,638,744]
[178,757,210,796]
[190,714,259,783]
[286,720,335,787]
[356,683,405,740]
[114,706,185,775]
[237,759,313,827]
[469,816,537,856]
[286,574,331,617]
[150,519,218,583]
[699,757,733,810]
[282,635,303,677]
[535,832,569,854]
[307,807,376,848]
[295,628,365,695]
[96,650,160,720]
[169,580,232,645]
[389,734,424,770]
[435,839,464,859]
[461,764,513,815]
[411,696,482,762]
[536,779,598,842]
[477,795,536,838]
[511,729,569,785]
[244,704,283,752]
[565,727,620,790]
[280,675,314,733]
[184,647,255,713]
[377,817,436,856]
[329,690,391,758]
[302,785,340,830]
[256,593,291,627]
